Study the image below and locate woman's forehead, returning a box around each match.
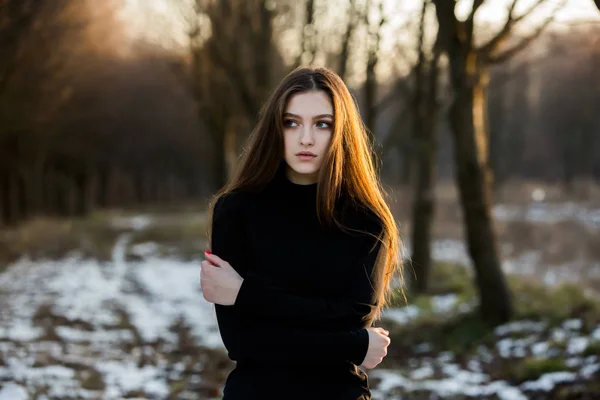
[285,91,333,116]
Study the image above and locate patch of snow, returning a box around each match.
[566,357,583,368]
[580,363,600,379]
[496,336,537,358]
[369,369,529,400]
[531,341,549,358]
[442,363,489,384]
[551,328,569,343]
[468,359,483,373]
[437,352,454,363]
[55,327,134,343]
[130,242,160,258]
[567,337,588,355]
[431,294,458,314]
[96,361,169,399]
[520,371,576,391]
[493,202,600,229]
[494,320,547,336]
[562,319,583,331]
[0,383,28,400]
[382,305,420,325]
[370,369,409,393]
[410,364,434,380]
[431,239,471,266]
[0,322,43,342]
[591,325,600,340]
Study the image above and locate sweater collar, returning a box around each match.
[274,161,318,197]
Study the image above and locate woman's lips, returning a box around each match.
[297,154,316,161]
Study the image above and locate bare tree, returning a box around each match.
[0,0,87,224]
[363,0,386,145]
[538,28,600,195]
[187,0,286,190]
[409,0,441,294]
[338,0,360,82]
[431,0,565,324]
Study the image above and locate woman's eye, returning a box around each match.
[316,121,332,129]
[283,119,298,128]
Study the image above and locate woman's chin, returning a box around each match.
[291,167,319,176]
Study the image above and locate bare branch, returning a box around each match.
[478,0,552,56]
[466,0,486,43]
[338,0,358,81]
[489,0,566,64]
[431,0,457,52]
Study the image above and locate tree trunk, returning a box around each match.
[16,171,27,221]
[432,0,513,325]
[411,66,440,293]
[0,169,16,226]
[134,169,145,204]
[222,119,237,188]
[55,173,70,217]
[400,145,413,186]
[410,0,439,294]
[96,167,109,208]
[364,60,377,146]
[450,70,512,324]
[74,172,90,216]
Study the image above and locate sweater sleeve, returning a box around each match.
[233,210,384,328]
[209,193,370,365]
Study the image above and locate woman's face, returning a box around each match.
[282,90,333,185]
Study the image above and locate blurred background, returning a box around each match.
[1,0,599,399]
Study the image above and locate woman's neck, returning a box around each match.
[285,165,318,186]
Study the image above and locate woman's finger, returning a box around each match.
[377,327,389,336]
[201,260,218,270]
[204,252,224,267]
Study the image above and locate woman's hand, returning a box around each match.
[359,327,391,369]
[201,251,244,306]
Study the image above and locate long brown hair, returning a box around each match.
[208,66,404,320]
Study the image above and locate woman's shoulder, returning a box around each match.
[338,197,383,236]
[213,189,255,215]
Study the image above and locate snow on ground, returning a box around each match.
[493,202,600,230]
[0,234,222,399]
[371,317,600,399]
[402,203,600,288]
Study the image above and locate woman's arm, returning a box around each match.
[216,304,369,364]
[232,235,382,327]
[209,193,369,364]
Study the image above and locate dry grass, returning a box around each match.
[127,215,209,262]
[0,215,126,267]
[0,208,210,269]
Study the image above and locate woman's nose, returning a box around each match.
[300,127,314,146]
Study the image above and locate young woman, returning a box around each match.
[201,66,404,399]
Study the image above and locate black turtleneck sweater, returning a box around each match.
[210,162,384,400]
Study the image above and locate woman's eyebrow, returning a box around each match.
[283,112,334,120]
